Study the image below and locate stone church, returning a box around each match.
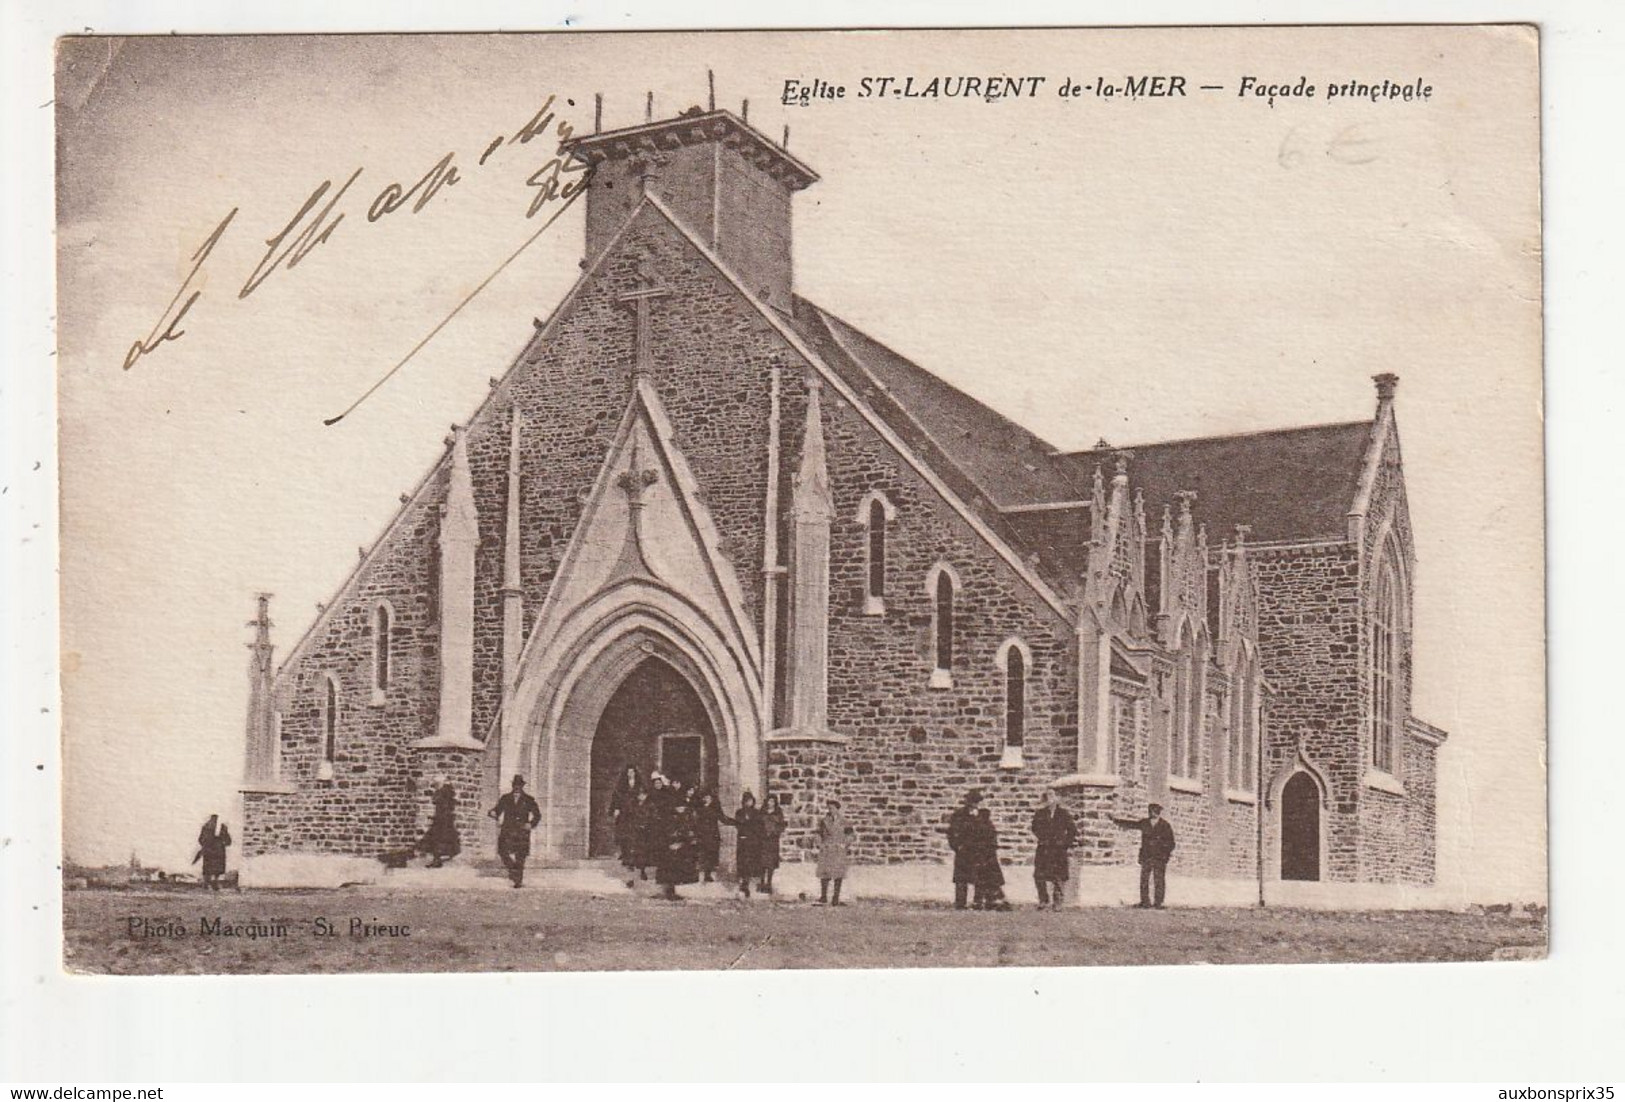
[240,106,1447,894]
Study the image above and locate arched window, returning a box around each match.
[926,563,959,688]
[319,674,339,780]
[1370,557,1403,775]
[996,638,1030,767]
[372,601,393,700]
[857,492,895,615]
[1170,623,1199,783]
[1227,648,1257,793]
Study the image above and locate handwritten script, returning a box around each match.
[123,95,591,375]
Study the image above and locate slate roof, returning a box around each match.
[790,297,1380,572]
[1055,422,1376,546]
[791,300,1085,511]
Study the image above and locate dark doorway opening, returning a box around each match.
[588,656,717,857]
[1280,771,1322,881]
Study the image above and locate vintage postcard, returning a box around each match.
[55,25,1545,974]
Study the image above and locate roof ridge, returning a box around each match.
[802,298,1068,455]
[1055,417,1375,457]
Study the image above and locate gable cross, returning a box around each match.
[618,253,671,381]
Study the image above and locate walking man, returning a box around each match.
[946,789,983,910]
[489,774,542,888]
[1111,802,1176,908]
[1030,789,1077,910]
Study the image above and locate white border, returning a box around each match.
[4,0,1616,1084]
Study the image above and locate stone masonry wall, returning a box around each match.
[809,371,1080,869]
[242,478,447,857]
[1253,542,1363,882]
[249,204,799,857]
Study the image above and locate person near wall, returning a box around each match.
[692,789,728,885]
[610,764,644,878]
[1111,802,1177,908]
[418,774,462,868]
[726,790,765,898]
[946,789,984,910]
[814,799,855,906]
[968,806,1012,911]
[656,790,699,901]
[488,774,542,889]
[759,793,786,895]
[1030,788,1077,910]
[623,787,654,887]
[193,814,232,891]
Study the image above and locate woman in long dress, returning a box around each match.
[969,807,1010,911]
[728,791,764,898]
[814,799,854,906]
[692,789,728,884]
[418,776,461,867]
[195,814,232,891]
[655,793,699,901]
[759,793,786,895]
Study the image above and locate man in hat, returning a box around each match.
[946,789,985,910]
[1030,788,1077,910]
[489,774,542,888]
[1111,802,1177,908]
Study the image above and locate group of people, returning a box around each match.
[946,787,1178,910]
[608,766,790,901]
[477,770,1181,909]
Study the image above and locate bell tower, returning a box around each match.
[563,105,819,312]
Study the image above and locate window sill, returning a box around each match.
[928,668,954,690]
[862,595,885,616]
[1167,776,1203,795]
[1225,788,1258,805]
[316,760,335,782]
[1365,769,1406,796]
[998,744,1025,770]
[1051,772,1119,789]
[369,687,387,707]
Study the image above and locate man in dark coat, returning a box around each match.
[489,774,542,888]
[1030,789,1077,909]
[1111,802,1177,908]
[946,789,984,910]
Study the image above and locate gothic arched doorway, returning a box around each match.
[587,656,718,856]
[1280,771,1322,881]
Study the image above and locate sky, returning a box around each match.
[54,27,1543,899]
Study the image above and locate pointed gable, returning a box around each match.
[520,377,762,681]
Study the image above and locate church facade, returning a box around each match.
[240,107,1447,891]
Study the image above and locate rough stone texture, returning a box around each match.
[811,373,1079,868]
[766,738,846,861]
[243,124,1439,889]
[1253,542,1363,881]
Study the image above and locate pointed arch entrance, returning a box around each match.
[503,584,763,862]
[587,656,718,856]
[1280,772,1322,881]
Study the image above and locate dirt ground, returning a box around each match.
[61,885,1546,975]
